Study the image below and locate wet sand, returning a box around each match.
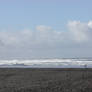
[0,68,92,92]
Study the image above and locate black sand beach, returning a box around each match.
[0,68,92,92]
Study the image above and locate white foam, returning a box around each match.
[0,59,92,68]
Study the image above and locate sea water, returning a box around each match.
[0,58,92,68]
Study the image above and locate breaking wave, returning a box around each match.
[0,58,92,68]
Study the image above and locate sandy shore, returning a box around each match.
[0,68,92,92]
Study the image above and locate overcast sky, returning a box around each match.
[0,0,92,59]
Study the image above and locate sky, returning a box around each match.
[0,0,92,59]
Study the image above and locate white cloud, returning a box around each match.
[88,21,92,29]
[0,21,92,59]
[67,21,90,42]
[36,25,52,31]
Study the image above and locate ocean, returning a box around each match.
[0,58,92,68]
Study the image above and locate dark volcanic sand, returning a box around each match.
[0,68,92,92]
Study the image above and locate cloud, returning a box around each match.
[0,21,92,59]
[88,21,92,29]
[36,25,52,31]
[67,21,91,42]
